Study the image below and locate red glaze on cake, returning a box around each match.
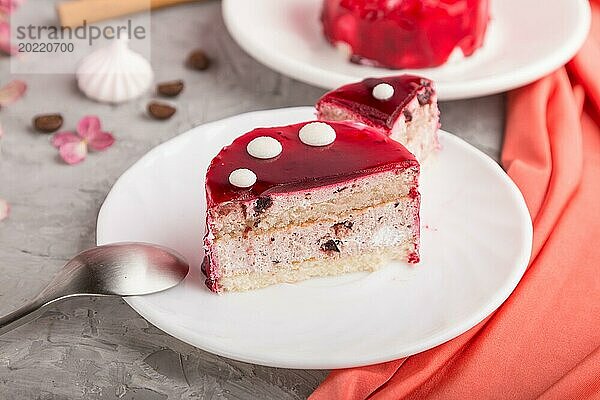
[317,75,433,130]
[206,121,417,206]
[321,0,490,69]
[316,75,440,161]
[203,121,421,292]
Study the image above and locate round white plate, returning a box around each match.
[97,107,532,369]
[222,0,590,100]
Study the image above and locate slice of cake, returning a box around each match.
[316,75,440,162]
[203,121,420,292]
[321,0,490,69]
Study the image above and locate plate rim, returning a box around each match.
[97,106,533,369]
[222,0,591,100]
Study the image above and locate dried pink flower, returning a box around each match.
[0,80,26,106]
[0,197,9,222]
[0,21,13,55]
[52,115,115,165]
[0,0,25,54]
[0,0,24,14]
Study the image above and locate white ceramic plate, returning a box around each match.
[222,0,590,100]
[97,107,532,369]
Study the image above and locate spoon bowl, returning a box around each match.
[0,242,190,335]
[56,243,190,297]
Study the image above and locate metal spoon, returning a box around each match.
[0,242,189,335]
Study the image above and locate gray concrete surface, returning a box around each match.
[0,1,505,398]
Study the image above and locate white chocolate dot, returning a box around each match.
[372,83,394,100]
[298,122,336,147]
[246,136,282,159]
[229,168,257,188]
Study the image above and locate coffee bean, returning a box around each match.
[187,49,211,71]
[33,113,63,133]
[157,80,184,97]
[147,101,176,120]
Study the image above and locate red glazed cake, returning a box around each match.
[316,75,439,161]
[203,121,420,292]
[321,0,490,69]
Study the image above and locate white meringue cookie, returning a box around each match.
[76,39,154,104]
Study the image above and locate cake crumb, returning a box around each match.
[320,239,342,253]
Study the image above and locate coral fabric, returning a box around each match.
[310,2,600,399]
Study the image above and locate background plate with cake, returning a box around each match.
[222,0,590,100]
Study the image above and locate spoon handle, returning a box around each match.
[0,297,61,336]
